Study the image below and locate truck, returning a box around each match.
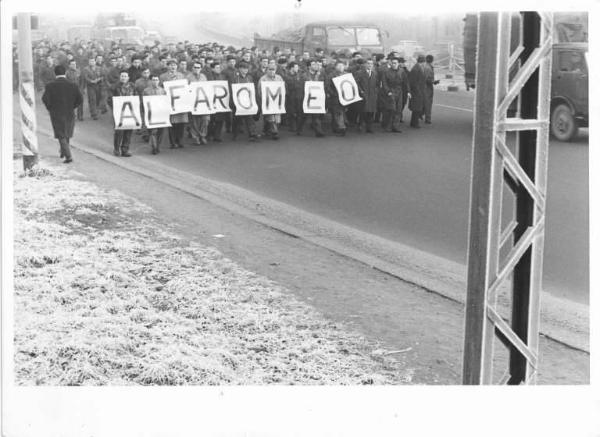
[463,13,588,142]
[90,13,146,48]
[254,21,386,55]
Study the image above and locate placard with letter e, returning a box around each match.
[332,73,363,106]
[142,95,172,128]
[302,81,326,114]
[260,81,286,115]
[112,96,143,130]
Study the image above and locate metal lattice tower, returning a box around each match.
[462,11,554,385]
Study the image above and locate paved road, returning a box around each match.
[30,88,589,304]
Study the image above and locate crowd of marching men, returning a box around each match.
[24,38,440,157]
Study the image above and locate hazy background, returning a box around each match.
[20,11,468,52]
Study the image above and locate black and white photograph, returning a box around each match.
[1,0,597,435]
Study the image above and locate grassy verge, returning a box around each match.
[13,161,413,385]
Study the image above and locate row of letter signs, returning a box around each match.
[114,74,362,129]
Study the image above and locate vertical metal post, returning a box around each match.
[462,12,504,385]
[17,12,39,170]
[463,11,553,385]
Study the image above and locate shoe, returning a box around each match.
[101,109,107,114]
[78,117,84,121]
[213,138,222,143]
[200,137,207,145]
[113,150,120,156]
[366,129,374,134]
[169,143,176,149]
[63,158,73,164]
[271,134,279,140]
[249,136,258,142]
[92,116,98,120]
[121,152,132,157]
[60,152,64,158]
[316,132,325,138]
[177,143,184,148]
[151,148,157,155]
[425,120,432,124]
[296,131,302,136]
[392,129,402,133]
[193,139,202,146]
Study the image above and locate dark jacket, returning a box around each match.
[284,70,305,103]
[127,65,144,84]
[41,77,83,139]
[356,68,379,113]
[408,63,426,112]
[382,67,408,111]
[326,70,346,109]
[108,82,135,108]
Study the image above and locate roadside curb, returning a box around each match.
[33,123,590,353]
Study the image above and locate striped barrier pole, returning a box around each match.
[17,13,38,170]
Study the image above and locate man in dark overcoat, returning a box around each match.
[41,65,83,163]
[408,55,427,128]
[356,59,379,133]
[423,54,439,124]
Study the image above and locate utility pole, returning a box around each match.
[462,11,553,385]
[17,12,39,170]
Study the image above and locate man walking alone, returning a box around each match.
[41,65,83,163]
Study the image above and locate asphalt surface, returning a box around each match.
[28,88,589,304]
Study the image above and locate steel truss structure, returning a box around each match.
[462,11,554,385]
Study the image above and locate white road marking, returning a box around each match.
[434,103,474,113]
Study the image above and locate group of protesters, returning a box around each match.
[24,37,440,158]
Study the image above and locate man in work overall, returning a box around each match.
[108,71,136,157]
[143,74,167,155]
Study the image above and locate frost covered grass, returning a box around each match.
[13,162,413,385]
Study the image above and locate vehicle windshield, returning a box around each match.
[327,27,356,46]
[356,27,380,45]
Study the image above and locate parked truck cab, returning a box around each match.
[254,21,386,56]
[550,43,588,141]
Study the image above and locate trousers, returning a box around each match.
[113,130,132,153]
